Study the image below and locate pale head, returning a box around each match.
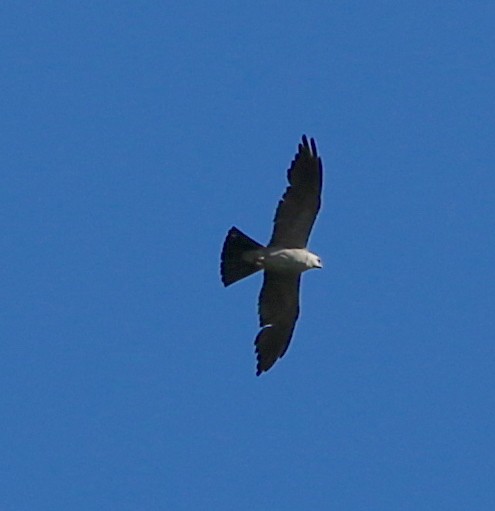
[307,251,323,269]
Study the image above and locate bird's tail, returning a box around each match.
[221,227,263,287]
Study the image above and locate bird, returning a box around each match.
[220,135,323,375]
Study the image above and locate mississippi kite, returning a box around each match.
[220,135,323,375]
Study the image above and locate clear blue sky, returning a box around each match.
[2,2,494,510]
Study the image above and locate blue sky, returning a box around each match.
[1,2,494,510]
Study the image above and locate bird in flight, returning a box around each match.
[220,135,323,375]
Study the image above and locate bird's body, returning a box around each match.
[242,247,321,273]
[221,136,323,375]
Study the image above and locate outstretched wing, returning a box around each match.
[268,135,322,249]
[255,272,301,375]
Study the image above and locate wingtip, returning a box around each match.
[254,323,294,376]
[255,359,266,376]
[300,134,318,158]
[310,137,318,157]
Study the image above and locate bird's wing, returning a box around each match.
[255,272,301,375]
[268,135,322,249]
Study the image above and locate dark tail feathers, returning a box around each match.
[221,227,263,287]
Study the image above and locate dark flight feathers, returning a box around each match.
[269,135,322,249]
[254,136,322,374]
[255,273,301,375]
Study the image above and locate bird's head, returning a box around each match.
[307,252,323,269]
